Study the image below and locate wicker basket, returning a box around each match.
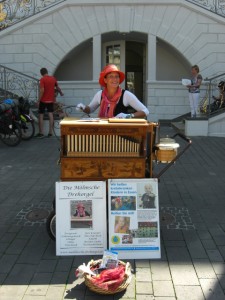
[84,259,132,295]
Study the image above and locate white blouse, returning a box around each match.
[88,90,149,116]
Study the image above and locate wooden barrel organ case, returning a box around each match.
[59,118,188,181]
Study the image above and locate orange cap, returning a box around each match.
[99,64,125,87]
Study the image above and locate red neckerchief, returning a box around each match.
[98,87,122,117]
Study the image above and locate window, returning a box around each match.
[105,44,121,67]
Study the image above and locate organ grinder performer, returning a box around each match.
[76,64,149,119]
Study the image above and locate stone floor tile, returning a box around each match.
[153,280,175,297]
[193,259,217,279]
[64,287,86,299]
[207,249,224,262]
[0,254,18,273]
[211,262,225,275]
[200,278,225,300]
[45,286,66,300]
[0,285,28,299]
[175,285,205,300]
[153,298,176,300]
[136,295,155,300]
[170,264,199,285]
[166,247,192,264]
[135,260,150,268]
[135,267,152,282]
[217,275,225,290]
[25,272,52,296]
[150,261,171,280]
[201,239,217,250]
[136,281,153,295]
[37,260,57,272]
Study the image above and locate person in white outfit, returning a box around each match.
[186,65,202,118]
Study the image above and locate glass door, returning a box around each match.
[103,41,125,88]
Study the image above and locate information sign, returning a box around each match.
[56,181,107,256]
[108,179,161,259]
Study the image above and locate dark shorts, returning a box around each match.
[39,102,54,113]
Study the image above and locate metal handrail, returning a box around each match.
[186,0,225,17]
[204,73,225,82]
[0,0,224,32]
[0,64,39,103]
[0,0,66,31]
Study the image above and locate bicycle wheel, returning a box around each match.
[46,210,56,241]
[21,119,35,140]
[0,120,22,146]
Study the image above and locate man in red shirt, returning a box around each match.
[35,68,63,138]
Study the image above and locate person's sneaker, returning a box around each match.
[35,133,45,139]
[47,133,53,137]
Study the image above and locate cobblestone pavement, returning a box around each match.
[0,126,225,300]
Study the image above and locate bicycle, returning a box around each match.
[0,102,22,146]
[199,81,225,115]
[52,102,83,129]
[28,101,83,138]
[46,200,56,241]
[17,97,35,140]
[199,83,210,114]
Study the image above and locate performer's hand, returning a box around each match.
[115,113,129,119]
[76,103,86,111]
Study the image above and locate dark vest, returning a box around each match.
[101,90,134,116]
[114,89,128,116]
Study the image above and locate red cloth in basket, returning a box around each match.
[89,264,125,291]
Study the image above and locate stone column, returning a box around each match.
[93,34,101,81]
[148,34,156,81]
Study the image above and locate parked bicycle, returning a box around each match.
[17,97,35,140]
[0,100,22,146]
[199,80,225,115]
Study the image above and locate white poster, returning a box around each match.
[56,181,107,256]
[108,179,161,259]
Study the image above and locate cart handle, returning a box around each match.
[153,132,192,179]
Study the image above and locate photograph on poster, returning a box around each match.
[111,196,136,211]
[114,216,130,233]
[137,183,156,209]
[56,181,107,256]
[70,200,92,229]
[136,221,158,238]
[122,234,133,244]
[108,179,160,259]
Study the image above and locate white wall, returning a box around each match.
[0,0,225,121]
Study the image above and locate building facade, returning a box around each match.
[0,0,225,121]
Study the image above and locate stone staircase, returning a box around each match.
[171,109,225,137]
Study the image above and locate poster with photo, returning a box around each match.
[56,181,107,256]
[108,179,161,259]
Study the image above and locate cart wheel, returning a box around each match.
[46,210,56,241]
